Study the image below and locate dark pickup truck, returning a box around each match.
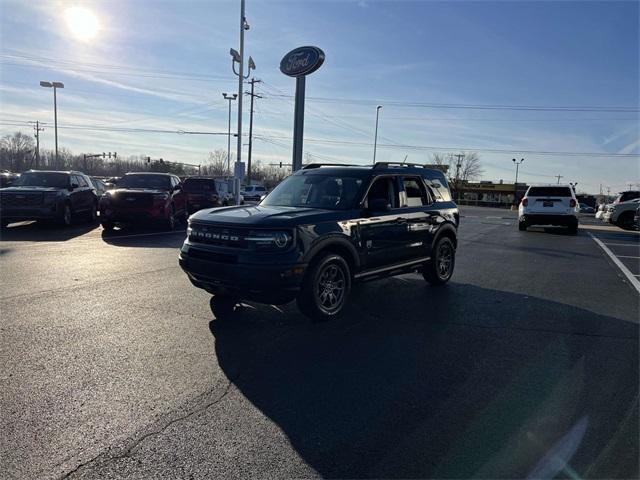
[180,162,459,321]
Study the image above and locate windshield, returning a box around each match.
[183,178,216,193]
[261,174,364,210]
[118,174,171,190]
[13,172,69,188]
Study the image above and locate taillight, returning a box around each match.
[522,198,528,207]
[570,199,576,208]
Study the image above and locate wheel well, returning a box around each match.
[310,243,358,276]
[435,226,457,249]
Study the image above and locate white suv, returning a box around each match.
[518,185,579,234]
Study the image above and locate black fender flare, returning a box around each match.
[432,222,458,251]
[302,235,361,272]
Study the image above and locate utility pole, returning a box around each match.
[454,153,464,202]
[30,121,44,169]
[512,158,524,206]
[373,105,382,164]
[555,174,563,184]
[245,78,262,184]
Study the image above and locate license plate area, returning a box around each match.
[543,201,553,207]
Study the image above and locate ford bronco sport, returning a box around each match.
[179,163,459,321]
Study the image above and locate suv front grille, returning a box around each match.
[113,192,153,208]
[0,192,44,207]
[188,224,249,249]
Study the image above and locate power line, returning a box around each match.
[263,93,640,113]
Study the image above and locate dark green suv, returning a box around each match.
[179,163,459,321]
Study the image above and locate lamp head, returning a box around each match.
[248,56,256,70]
[229,48,241,63]
[52,82,64,88]
[40,81,52,88]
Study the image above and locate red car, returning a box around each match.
[99,172,187,231]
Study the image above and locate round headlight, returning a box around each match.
[274,232,290,248]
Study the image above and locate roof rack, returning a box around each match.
[373,162,430,169]
[302,163,361,170]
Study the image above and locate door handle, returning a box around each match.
[396,217,407,223]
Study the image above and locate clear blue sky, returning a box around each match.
[1,0,638,193]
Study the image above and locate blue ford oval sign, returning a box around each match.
[280,46,325,77]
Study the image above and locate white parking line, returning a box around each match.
[589,233,640,294]
[616,255,640,259]
[604,243,640,247]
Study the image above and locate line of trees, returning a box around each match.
[0,131,289,187]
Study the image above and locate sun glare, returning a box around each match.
[64,7,100,42]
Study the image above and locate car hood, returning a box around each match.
[0,186,64,193]
[189,204,348,227]
[110,188,168,195]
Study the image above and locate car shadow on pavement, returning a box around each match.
[209,279,638,479]
[0,220,99,242]
[100,227,186,248]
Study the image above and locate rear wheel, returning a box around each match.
[518,221,527,231]
[617,212,635,231]
[423,237,455,285]
[297,253,351,322]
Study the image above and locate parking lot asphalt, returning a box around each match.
[1,206,638,479]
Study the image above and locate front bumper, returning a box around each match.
[100,206,166,224]
[520,214,578,227]
[179,242,306,304]
[0,204,62,222]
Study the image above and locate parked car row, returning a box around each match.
[597,190,640,231]
[0,170,248,230]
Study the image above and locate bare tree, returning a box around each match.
[431,152,483,183]
[201,150,231,176]
[0,132,35,172]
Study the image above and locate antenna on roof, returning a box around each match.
[401,155,408,165]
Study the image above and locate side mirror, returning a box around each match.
[69,183,78,190]
[174,184,182,191]
[368,198,390,212]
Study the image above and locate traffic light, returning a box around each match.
[113,152,117,159]
[159,158,164,164]
[147,157,151,163]
[102,152,106,158]
[279,161,282,168]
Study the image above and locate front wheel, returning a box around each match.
[297,253,351,322]
[423,237,455,285]
[166,205,176,230]
[60,203,72,227]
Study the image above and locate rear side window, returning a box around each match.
[619,191,640,203]
[527,187,572,197]
[183,178,217,193]
[402,177,430,207]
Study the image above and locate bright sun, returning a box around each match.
[64,7,100,42]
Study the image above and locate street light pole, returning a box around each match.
[40,81,64,164]
[373,105,382,164]
[229,0,255,204]
[222,93,237,174]
[512,158,524,205]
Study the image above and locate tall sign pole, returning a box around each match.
[280,46,325,171]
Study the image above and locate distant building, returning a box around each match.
[453,180,529,208]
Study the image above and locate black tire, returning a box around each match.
[518,221,527,231]
[60,203,72,227]
[166,205,176,230]
[209,295,240,319]
[88,202,98,223]
[297,253,351,322]
[617,212,635,231]
[423,237,456,285]
[101,221,115,232]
